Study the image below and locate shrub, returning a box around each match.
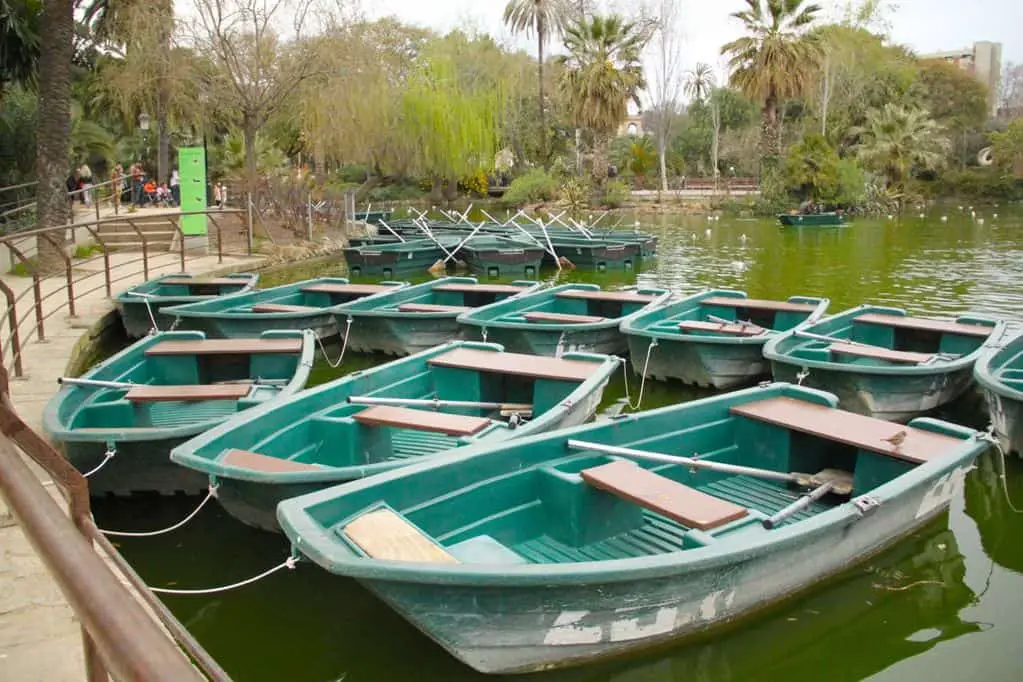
[559,177,590,212]
[501,169,558,207]
[336,164,371,184]
[366,183,427,202]
[72,242,105,259]
[459,170,489,197]
[601,180,631,208]
[933,168,1023,201]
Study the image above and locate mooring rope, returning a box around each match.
[316,316,353,369]
[148,555,299,595]
[982,427,1023,514]
[100,484,220,537]
[620,339,657,412]
[82,445,116,478]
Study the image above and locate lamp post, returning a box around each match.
[138,112,150,168]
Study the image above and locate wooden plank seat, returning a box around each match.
[428,347,600,382]
[396,303,471,313]
[145,338,303,356]
[730,396,964,464]
[344,508,457,563]
[300,283,398,296]
[580,460,748,531]
[352,405,492,436]
[523,311,606,324]
[854,313,992,338]
[220,448,323,473]
[432,283,529,294]
[679,320,765,336]
[250,303,323,314]
[555,289,658,303]
[701,296,816,313]
[124,384,252,402]
[160,277,250,287]
[828,342,934,364]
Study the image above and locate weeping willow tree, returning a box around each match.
[401,44,502,199]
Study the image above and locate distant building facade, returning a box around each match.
[919,41,1002,116]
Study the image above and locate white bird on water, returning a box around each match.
[977,218,985,225]
[940,215,948,222]
[705,228,712,237]
[740,233,748,243]
[993,213,999,219]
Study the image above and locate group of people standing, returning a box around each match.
[69,161,228,214]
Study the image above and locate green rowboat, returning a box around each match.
[114,272,258,338]
[343,236,460,278]
[170,341,619,531]
[458,236,546,278]
[541,236,641,271]
[333,277,540,356]
[163,277,404,339]
[777,212,847,227]
[457,283,670,357]
[354,209,393,225]
[974,328,1023,455]
[764,304,1004,421]
[620,289,829,389]
[43,330,315,496]
[277,382,985,673]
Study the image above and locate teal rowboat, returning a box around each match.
[543,236,641,271]
[343,237,460,278]
[777,212,847,227]
[163,278,404,340]
[115,272,258,338]
[170,341,619,531]
[621,289,829,389]
[43,330,315,496]
[333,277,541,356]
[458,283,671,357]
[974,328,1023,455]
[277,382,985,674]
[764,304,1004,421]
[354,209,393,225]
[458,236,546,279]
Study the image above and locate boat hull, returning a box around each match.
[464,325,627,357]
[981,388,1023,455]
[626,335,768,389]
[175,311,339,340]
[63,437,208,496]
[117,301,182,337]
[343,316,464,356]
[357,471,968,674]
[461,250,544,279]
[543,243,640,271]
[343,247,446,278]
[777,213,846,227]
[770,362,974,422]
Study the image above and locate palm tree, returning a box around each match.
[557,15,649,184]
[684,62,714,102]
[503,0,572,163]
[855,103,949,197]
[0,0,41,101]
[721,0,823,161]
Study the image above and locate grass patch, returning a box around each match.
[7,256,37,276]
[72,242,105,259]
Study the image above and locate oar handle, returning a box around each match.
[763,480,835,529]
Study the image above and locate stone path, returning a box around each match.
[0,250,266,681]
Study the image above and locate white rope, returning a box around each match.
[99,484,220,537]
[316,316,352,369]
[82,445,116,478]
[982,427,1023,514]
[148,555,299,595]
[621,340,656,411]
[796,367,810,385]
[481,327,488,343]
[555,331,566,358]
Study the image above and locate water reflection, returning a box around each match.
[964,450,1023,574]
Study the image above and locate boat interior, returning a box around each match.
[467,287,665,326]
[177,280,401,316]
[638,294,823,338]
[780,309,995,367]
[337,280,535,315]
[205,347,603,473]
[985,341,1023,391]
[327,394,966,566]
[64,337,304,431]
[142,275,254,297]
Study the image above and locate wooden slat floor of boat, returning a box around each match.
[702,296,816,313]
[301,283,399,295]
[698,475,830,521]
[145,338,303,355]
[146,401,237,427]
[854,313,992,338]
[432,283,529,294]
[388,430,461,461]
[828,342,933,364]
[555,290,658,303]
[428,347,601,382]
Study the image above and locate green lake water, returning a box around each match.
[93,208,1023,681]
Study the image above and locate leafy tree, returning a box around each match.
[684,62,714,102]
[910,59,991,165]
[557,14,649,184]
[610,135,657,187]
[0,0,41,98]
[989,118,1023,177]
[647,0,684,194]
[503,0,571,162]
[855,103,949,198]
[783,132,838,200]
[721,0,824,162]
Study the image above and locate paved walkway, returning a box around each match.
[0,250,266,681]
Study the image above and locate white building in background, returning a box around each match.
[919,41,1002,116]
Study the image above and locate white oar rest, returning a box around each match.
[580,460,748,531]
[344,508,457,563]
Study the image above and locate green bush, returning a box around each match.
[601,180,631,208]
[459,170,489,197]
[73,242,105,259]
[933,168,1023,201]
[336,164,371,184]
[501,169,558,207]
[559,177,590,212]
[366,183,427,202]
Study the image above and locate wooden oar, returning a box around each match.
[58,377,133,390]
[347,396,533,415]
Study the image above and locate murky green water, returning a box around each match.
[94,208,1023,681]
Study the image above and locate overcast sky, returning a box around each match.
[361,0,1021,77]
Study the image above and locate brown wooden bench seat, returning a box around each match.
[428,347,600,382]
[344,508,457,563]
[702,296,816,313]
[145,338,303,356]
[730,396,964,464]
[160,277,250,287]
[352,405,492,436]
[854,313,992,338]
[250,303,323,314]
[523,311,606,324]
[679,320,765,336]
[555,289,658,303]
[300,283,399,296]
[581,460,748,530]
[432,283,529,294]
[124,384,252,402]
[828,342,934,364]
[396,303,471,313]
[220,448,323,473]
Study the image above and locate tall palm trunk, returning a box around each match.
[537,21,548,164]
[156,1,172,184]
[34,0,74,274]
[761,92,781,166]
[591,133,609,185]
